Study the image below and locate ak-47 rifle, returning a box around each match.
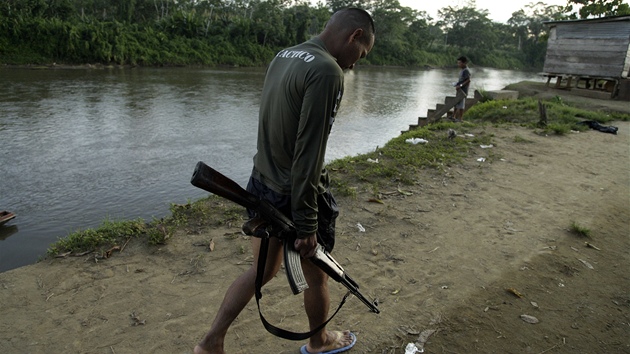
[190,161,380,315]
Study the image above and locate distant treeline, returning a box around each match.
[0,0,574,69]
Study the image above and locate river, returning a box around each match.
[0,65,543,272]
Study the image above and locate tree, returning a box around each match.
[508,2,565,46]
[437,2,495,51]
[507,2,565,67]
[0,0,555,69]
[365,0,427,65]
[326,0,368,12]
[565,0,630,19]
[251,0,286,46]
[404,11,440,50]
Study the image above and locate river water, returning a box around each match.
[0,65,543,272]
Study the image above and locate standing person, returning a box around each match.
[193,7,375,354]
[453,56,471,122]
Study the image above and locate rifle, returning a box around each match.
[190,161,380,315]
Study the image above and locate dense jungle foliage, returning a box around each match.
[0,0,628,69]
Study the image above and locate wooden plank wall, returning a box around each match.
[543,22,630,78]
[544,38,628,77]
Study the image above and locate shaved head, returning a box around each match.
[325,8,375,45]
[318,7,375,70]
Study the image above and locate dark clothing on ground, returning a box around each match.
[578,120,618,135]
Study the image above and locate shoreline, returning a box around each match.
[0,116,627,353]
[1,81,628,274]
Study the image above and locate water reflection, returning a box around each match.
[0,66,543,272]
[0,226,18,241]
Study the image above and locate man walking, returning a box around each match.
[194,8,375,354]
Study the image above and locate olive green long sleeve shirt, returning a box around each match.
[252,37,344,237]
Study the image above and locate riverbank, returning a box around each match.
[505,80,630,114]
[0,83,628,354]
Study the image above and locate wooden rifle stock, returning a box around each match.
[190,161,259,210]
[190,161,380,314]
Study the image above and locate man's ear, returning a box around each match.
[350,28,364,43]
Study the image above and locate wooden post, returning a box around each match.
[538,100,548,128]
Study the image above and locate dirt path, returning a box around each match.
[0,91,628,354]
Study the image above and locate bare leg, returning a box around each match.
[194,237,283,354]
[300,260,355,353]
[454,108,463,121]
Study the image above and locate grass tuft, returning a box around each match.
[47,195,247,256]
[513,135,534,143]
[570,221,592,238]
[47,218,148,256]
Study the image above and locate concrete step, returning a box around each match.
[417,117,429,127]
[444,96,461,106]
[410,89,482,130]
[404,115,432,132]
[434,104,453,117]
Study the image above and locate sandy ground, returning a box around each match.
[0,84,628,354]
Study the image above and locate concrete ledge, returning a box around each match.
[567,88,613,100]
[486,90,519,100]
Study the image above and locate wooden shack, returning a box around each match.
[542,15,630,100]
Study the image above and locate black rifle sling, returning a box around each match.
[254,235,350,341]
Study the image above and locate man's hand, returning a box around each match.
[294,233,318,258]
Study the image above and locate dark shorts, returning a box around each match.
[455,97,466,109]
[246,177,339,252]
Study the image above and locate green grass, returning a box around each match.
[545,122,572,135]
[47,195,246,257]
[570,221,592,238]
[513,135,534,143]
[464,97,629,136]
[168,196,245,227]
[48,218,149,256]
[328,121,493,197]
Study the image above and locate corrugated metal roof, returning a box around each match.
[544,15,630,25]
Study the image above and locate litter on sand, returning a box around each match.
[356,223,366,232]
[520,314,540,324]
[405,343,422,354]
[417,329,437,352]
[506,287,524,298]
[578,258,594,269]
[477,157,486,162]
[585,242,601,251]
[405,329,437,353]
[480,144,494,149]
